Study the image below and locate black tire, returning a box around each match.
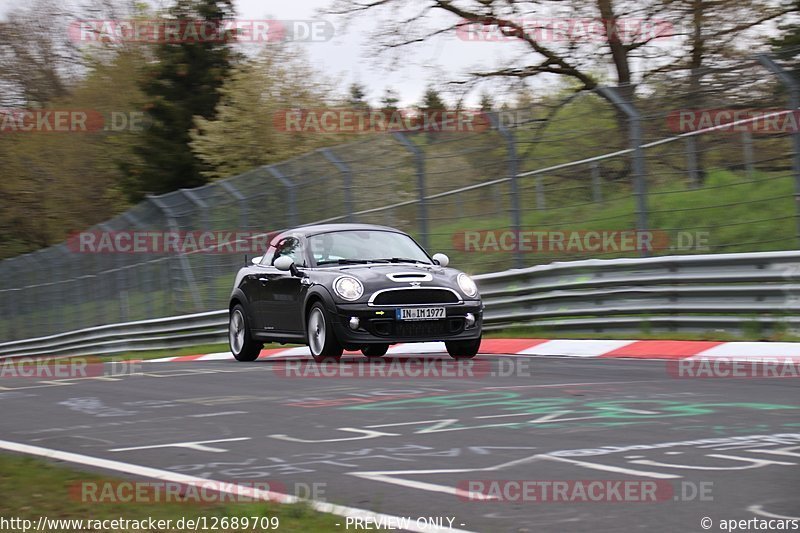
[446,336,481,359]
[362,344,389,358]
[229,304,263,361]
[306,302,343,363]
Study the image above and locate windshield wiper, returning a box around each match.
[378,257,431,264]
[316,259,376,265]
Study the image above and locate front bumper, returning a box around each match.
[329,301,483,345]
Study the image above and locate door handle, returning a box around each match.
[257,277,270,284]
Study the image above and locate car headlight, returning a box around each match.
[333,276,364,301]
[457,273,478,298]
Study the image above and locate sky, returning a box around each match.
[234,0,531,107]
[4,0,767,107]
[0,0,543,107]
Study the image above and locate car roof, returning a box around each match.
[272,223,407,242]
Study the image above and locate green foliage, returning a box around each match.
[0,50,146,259]
[348,82,369,110]
[189,46,340,180]
[770,0,800,79]
[122,0,238,201]
[419,85,448,112]
[380,87,400,113]
[0,453,342,531]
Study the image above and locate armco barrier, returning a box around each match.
[1,250,798,359]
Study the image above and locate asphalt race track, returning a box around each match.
[1,351,798,532]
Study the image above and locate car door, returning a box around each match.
[244,248,276,332]
[263,237,306,334]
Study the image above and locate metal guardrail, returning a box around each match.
[1,250,798,359]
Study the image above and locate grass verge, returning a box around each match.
[0,452,343,532]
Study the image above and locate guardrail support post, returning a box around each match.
[266,166,298,228]
[489,112,524,269]
[321,148,355,222]
[392,132,429,250]
[147,196,204,312]
[757,53,800,246]
[596,86,649,257]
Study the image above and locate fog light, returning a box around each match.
[349,316,360,330]
[465,313,476,327]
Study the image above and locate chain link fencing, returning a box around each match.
[1,53,798,341]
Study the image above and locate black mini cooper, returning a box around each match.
[228,224,483,362]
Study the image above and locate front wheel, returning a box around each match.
[307,303,343,362]
[446,336,481,359]
[362,344,389,358]
[229,305,263,361]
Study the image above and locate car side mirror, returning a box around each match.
[432,253,449,267]
[251,256,261,265]
[274,255,293,271]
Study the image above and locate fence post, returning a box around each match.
[147,195,204,312]
[219,180,249,230]
[98,223,129,323]
[758,53,800,246]
[18,254,38,335]
[266,166,298,228]
[596,86,649,257]
[320,148,355,222]
[489,112,524,269]
[392,132,429,250]
[685,136,700,188]
[180,188,216,297]
[742,131,755,177]
[0,261,11,340]
[53,244,74,333]
[122,210,153,320]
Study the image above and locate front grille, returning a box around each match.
[370,318,464,338]
[371,288,459,306]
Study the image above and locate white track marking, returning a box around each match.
[692,342,800,360]
[518,339,636,356]
[541,454,681,479]
[109,437,251,453]
[629,454,795,470]
[270,428,399,443]
[482,380,663,390]
[351,472,498,500]
[386,342,445,354]
[0,439,473,533]
[747,504,800,520]
[188,411,248,418]
[350,453,545,499]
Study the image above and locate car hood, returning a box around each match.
[314,262,476,301]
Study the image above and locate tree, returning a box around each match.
[380,87,400,113]
[770,1,800,79]
[0,0,88,106]
[0,49,147,259]
[348,82,370,110]
[190,46,336,180]
[122,0,237,201]
[478,91,494,111]
[329,0,796,108]
[419,85,447,113]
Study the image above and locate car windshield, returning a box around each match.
[309,230,432,266]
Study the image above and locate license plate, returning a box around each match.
[396,307,445,321]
